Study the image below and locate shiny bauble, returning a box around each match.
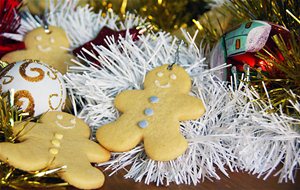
[210,20,290,81]
[0,60,67,116]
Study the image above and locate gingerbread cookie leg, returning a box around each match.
[0,140,52,171]
[96,115,143,152]
[54,155,105,189]
[143,121,188,161]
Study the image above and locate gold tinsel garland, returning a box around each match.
[0,92,67,189]
[224,0,300,116]
[191,0,300,116]
[25,0,210,32]
[0,0,299,188]
[254,33,300,116]
[226,0,300,35]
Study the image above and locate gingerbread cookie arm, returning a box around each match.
[11,122,40,141]
[81,139,111,162]
[0,139,52,171]
[1,50,27,63]
[176,94,205,120]
[143,120,188,161]
[114,90,143,112]
[96,115,143,152]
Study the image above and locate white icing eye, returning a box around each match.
[36,36,42,41]
[57,115,63,120]
[170,74,177,80]
[157,72,164,77]
[50,37,55,43]
[70,118,76,124]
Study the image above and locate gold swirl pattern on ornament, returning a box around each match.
[61,101,66,109]
[15,90,35,116]
[2,75,14,84]
[47,70,58,80]
[43,63,59,80]
[0,62,15,78]
[49,94,61,110]
[19,60,45,82]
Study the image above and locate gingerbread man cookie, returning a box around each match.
[96,64,205,161]
[2,26,74,74]
[0,112,110,189]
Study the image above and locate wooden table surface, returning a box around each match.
[2,167,299,190]
[68,167,300,190]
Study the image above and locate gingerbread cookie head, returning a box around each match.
[144,64,191,93]
[24,26,70,53]
[40,111,90,137]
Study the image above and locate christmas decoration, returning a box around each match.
[0,60,67,117]
[202,0,300,116]
[225,0,299,35]
[18,0,146,50]
[210,20,290,81]
[66,0,210,32]
[2,26,74,74]
[0,0,25,58]
[0,0,299,189]
[0,92,67,189]
[0,111,111,189]
[73,26,142,65]
[253,32,300,116]
[64,6,299,186]
[96,64,205,161]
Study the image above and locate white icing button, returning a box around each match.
[36,35,42,41]
[57,115,63,120]
[149,96,159,103]
[49,148,59,155]
[157,72,163,77]
[54,133,64,140]
[51,139,61,147]
[138,120,148,129]
[144,108,154,116]
[70,118,76,124]
[170,74,177,80]
[50,37,55,43]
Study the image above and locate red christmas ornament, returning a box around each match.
[0,0,25,58]
[211,20,290,81]
[73,26,141,65]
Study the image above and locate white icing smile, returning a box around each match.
[155,80,171,88]
[55,121,76,129]
[37,45,52,52]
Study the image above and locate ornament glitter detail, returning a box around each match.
[0,60,67,117]
[2,75,14,84]
[48,94,61,110]
[19,60,45,82]
[14,90,35,116]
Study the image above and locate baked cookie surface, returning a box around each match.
[2,26,74,74]
[0,111,110,189]
[96,64,205,161]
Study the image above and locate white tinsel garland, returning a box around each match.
[64,11,299,186]
[12,0,145,50]
[9,0,299,186]
[66,29,238,185]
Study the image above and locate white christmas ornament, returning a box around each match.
[0,60,67,116]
